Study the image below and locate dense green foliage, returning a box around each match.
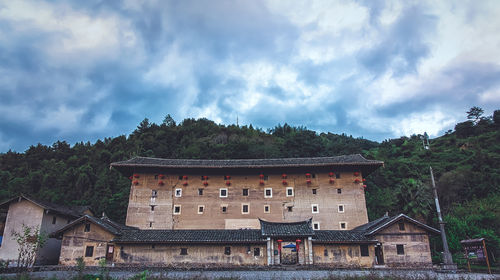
[1,111,499,262]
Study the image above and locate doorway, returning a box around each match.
[106,245,114,262]
[281,243,298,265]
[375,244,384,265]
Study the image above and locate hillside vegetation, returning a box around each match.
[1,110,499,262]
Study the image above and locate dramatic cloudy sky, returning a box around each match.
[1,0,499,152]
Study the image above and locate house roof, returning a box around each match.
[313,231,377,243]
[259,219,315,237]
[51,215,133,238]
[112,229,265,244]
[359,214,440,236]
[110,154,384,174]
[0,194,91,219]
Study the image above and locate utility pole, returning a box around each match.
[423,133,457,271]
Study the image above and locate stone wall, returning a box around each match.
[114,243,267,266]
[312,243,374,267]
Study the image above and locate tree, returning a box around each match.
[11,224,47,267]
[162,114,176,127]
[466,106,484,124]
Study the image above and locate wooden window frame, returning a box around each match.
[85,246,94,257]
[397,244,405,255]
[360,245,369,256]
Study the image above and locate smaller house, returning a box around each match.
[51,214,132,266]
[0,195,91,265]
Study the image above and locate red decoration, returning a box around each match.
[306,179,312,184]
[259,180,265,185]
[159,174,165,179]
[329,178,335,184]
[225,175,231,180]
[362,185,367,189]
[158,181,164,186]
[362,178,366,182]
[182,175,188,180]
[328,172,334,177]
[305,173,311,178]
[282,174,287,179]
[128,176,133,180]
[354,172,360,176]
[282,180,287,185]
[182,181,188,186]
[203,181,209,186]
[203,176,208,180]
[132,180,139,185]
[226,181,231,186]
[354,179,361,183]
[296,239,301,253]
[259,174,264,179]
[277,239,283,253]
[133,174,140,178]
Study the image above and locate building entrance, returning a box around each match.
[281,243,298,265]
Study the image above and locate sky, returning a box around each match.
[1,0,499,152]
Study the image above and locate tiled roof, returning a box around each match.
[352,214,391,233]
[313,230,377,243]
[110,154,383,169]
[112,229,265,243]
[51,215,133,238]
[0,194,90,219]
[362,214,440,236]
[260,219,315,237]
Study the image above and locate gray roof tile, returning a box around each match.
[260,219,315,237]
[112,229,265,243]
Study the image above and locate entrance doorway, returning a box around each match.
[106,245,114,262]
[375,244,384,265]
[281,243,298,265]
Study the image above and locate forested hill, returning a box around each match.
[1,109,499,260]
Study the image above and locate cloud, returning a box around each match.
[0,0,499,152]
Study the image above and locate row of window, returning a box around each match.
[153,173,342,180]
[168,187,343,198]
[169,204,347,215]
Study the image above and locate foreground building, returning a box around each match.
[0,195,91,265]
[54,155,439,268]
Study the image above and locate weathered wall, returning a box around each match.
[59,223,116,266]
[375,222,433,268]
[114,243,267,266]
[38,212,73,265]
[312,244,374,267]
[0,199,44,263]
[125,171,368,230]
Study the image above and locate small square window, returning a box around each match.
[175,189,182,197]
[180,248,188,255]
[84,223,91,232]
[198,188,203,195]
[151,205,155,211]
[85,246,94,257]
[221,205,228,213]
[339,222,347,230]
[254,247,260,256]
[312,189,317,195]
[242,188,249,196]
[178,175,183,180]
[338,204,344,213]
[149,222,153,228]
[398,222,405,231]
[264,188,272,198]
[52,216,56,224]
[152,190,158,197]
[397,244,405,255]
[336,173,340,179]
[313,222,320,230]
[264,205,270,213]
[312,204,319,213]
[198,205,204,214]
[286,187,294,197]
[242,204,249,214]
[360,245,369,256]
[337,188,342,194]
[224,246,231,255]
[287,206,293,212]
[324,249,328,256]
[174,205,181,215]
[220,188,228,198]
